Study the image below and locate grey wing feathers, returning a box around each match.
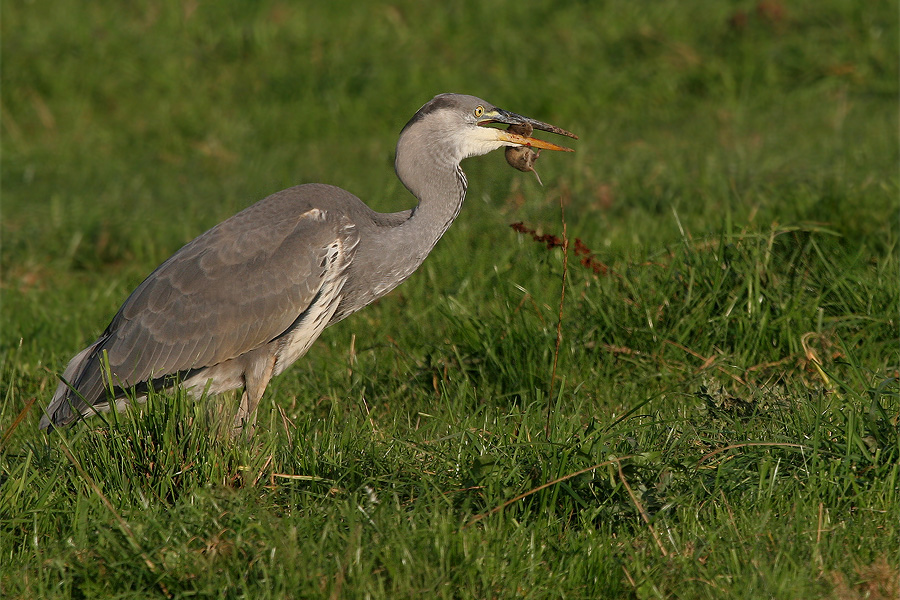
[41,186,361,428]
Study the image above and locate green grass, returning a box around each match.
[2,1,898,598]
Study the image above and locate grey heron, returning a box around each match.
[40,93,577,433]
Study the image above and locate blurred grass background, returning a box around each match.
[2,1,898,598]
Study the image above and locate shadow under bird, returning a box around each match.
[41,93,577,434]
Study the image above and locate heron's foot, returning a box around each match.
[231,409,258,439]
[230,422,256,439]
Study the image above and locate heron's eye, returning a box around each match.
[473,105,484,118]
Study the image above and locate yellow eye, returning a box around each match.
[473,105,484,118]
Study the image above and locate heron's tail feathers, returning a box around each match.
[40,340,109,430]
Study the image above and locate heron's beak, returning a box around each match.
[479,108,578,152]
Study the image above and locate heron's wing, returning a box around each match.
[100,194,359,388]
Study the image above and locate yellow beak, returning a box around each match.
[478,107,577,152]
[495,130,575,152]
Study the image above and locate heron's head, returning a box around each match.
[398,93,577,164]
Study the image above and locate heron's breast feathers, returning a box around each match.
[271,215,359,376]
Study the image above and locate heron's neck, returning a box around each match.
[363,147,468,299]
[401,164,467,248]
[387,153,468,278]
[330,126,472,323]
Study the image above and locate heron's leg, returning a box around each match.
[232,351,277,437]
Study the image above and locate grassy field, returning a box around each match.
[2,1,898,598]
